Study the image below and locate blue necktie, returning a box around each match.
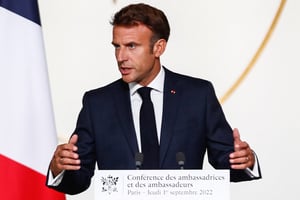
[137,87,159,169]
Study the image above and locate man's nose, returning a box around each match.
[116,47,128,62]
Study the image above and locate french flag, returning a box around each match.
[0,0,65,199]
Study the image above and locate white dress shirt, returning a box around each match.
[129,67,165,151]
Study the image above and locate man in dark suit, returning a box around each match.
[47,3,261,195]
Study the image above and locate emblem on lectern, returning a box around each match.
[101,175,119,194]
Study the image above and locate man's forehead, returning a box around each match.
[113,23,152,32]
[112,25,153,41]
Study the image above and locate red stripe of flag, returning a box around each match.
[0,154,65,199]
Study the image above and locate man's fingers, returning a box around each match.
[233,128,241,143]
[59,157,81,166]
[59,141,79,160]
[53,140,79,166]
[50,135,80,177]
[230,154,250,163]
[230,156,253,169]
[69,134,78,145]
[231,163,250,170]
[236,141,249,150]
[68,134,78,151]
[229,129,256,169]
[230,147,247,158]
[233,128,249,152]
[51,146,80,174]
[54,134,79,161]
[230,147,255,169]
[56,143,76,155]
[58,148,79,160]
[51,156,80,176]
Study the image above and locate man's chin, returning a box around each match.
[121,76,134,83]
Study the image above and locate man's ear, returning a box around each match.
[153,39,167,58]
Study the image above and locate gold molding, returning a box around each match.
[219,0,286,104]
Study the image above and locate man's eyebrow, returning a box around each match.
[111,41,139,46]
[111,42,119,47]
[125,41,140,46]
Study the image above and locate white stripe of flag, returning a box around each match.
[0,1,65,199]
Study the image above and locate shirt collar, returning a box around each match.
[129,67,165,96]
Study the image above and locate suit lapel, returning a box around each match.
[113,81,139,156]
[160,69,182,166]
[112,70,183,166]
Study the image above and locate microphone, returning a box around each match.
[135,152,144,170]
[176,152,185,170]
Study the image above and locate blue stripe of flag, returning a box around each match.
[0,0,41,25]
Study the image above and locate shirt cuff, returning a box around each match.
[244,151,260,178]
[47,169,65,186]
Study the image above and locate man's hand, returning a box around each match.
[229,128,255,169]
[50,134,81,177]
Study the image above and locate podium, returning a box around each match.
[94,170,229,200]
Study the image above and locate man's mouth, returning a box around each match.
[119,67,132,75]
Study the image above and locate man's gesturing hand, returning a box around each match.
[229,128,255,169]
[50,134,81,177]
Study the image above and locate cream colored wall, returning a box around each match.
[39,0,300,199]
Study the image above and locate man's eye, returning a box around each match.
[128,43,136,49]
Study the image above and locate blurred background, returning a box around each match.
[38,0,300,199]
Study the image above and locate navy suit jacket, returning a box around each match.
[48,68,261,194]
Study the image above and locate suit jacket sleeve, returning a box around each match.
[204,82,261,182]
[47,92,97,194]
